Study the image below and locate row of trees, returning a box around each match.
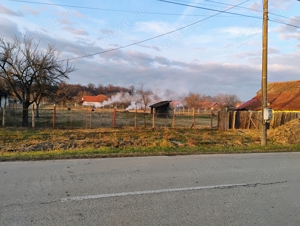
[183,93,241,109]
[52,82,133,106]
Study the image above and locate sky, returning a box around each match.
[1,0,300,101]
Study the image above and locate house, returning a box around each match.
[149,101,172,117]
[0,90,8,108]
[236,80,300,111]
[198,102,219,111]
[81,94,109,107]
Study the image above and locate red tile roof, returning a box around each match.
[82,94,108,103]
[237,80,300,111]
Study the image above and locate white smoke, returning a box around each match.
[94,92,133,108]
[125,101,144,111]
[93,89,186,110]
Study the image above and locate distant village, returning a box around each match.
[2,80,300,113]
[1,82,242,112]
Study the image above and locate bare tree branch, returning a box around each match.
[0,35,75,126]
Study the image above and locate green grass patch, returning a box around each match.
[1,127,299,161]
[1,144,300,162]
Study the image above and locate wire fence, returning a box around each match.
[0,106,218,129]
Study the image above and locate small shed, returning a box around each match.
[149,101,172,118]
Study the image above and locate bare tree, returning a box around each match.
[0,35,74,126]
[214,94,241,110]
[52,82,73,106]
[135,84,154,112]
[184,92,203,108]
[32,82,57,118]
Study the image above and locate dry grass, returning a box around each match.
[1,126,299,161]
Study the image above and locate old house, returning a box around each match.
[236,80,300,111]
[149,101,172,117]
[224,80,300,130]
[81,94,109,107]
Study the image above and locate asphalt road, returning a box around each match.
[1,152,300,226]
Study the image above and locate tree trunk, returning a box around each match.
[22,101,30,126]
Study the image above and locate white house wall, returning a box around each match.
[83,101,98,107]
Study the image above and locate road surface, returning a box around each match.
[1,152,300,225]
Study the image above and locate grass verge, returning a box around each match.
[1,144,300,162]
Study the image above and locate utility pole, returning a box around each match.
[261,0,268,146]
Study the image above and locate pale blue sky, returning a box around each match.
[1,0,300,100]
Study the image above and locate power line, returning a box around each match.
[269,13,300,23]
[60,0,249,62]
[204,0,300,23]
[9,0,236,17]
[205,0,261,12]
[269,18,300,29]
[157,0,262,20]
[159,0,300,29]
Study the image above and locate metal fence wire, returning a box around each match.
[0,106,218,129]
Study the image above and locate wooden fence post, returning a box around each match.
[99,108,103,127]
[70,108,73,129]
[85,108,88,129]
[52,105,56,128]
[152,109,155,129]
[210,110,213,129]
[192,108,196,129]
[90,107,92,129]
[134,107,137,129]
[143,111,146,128]
[232,111,236,129]
[112,108,116,128]
[172,108,176,128]
[1,106,5,127]
[32,104,35,128]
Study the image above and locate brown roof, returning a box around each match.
[149,101,172,108]
[82,94,108,103]
[237,80,300,111]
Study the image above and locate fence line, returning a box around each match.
[0,106,218,129]
[218,111,300,131]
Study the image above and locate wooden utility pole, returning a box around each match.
[261,0,268,146]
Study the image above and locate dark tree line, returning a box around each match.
[50,83,134,106]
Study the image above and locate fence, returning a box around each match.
[218,111,300,131]
[0,105,218,129]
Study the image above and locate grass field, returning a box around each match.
[1,126,299,161]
